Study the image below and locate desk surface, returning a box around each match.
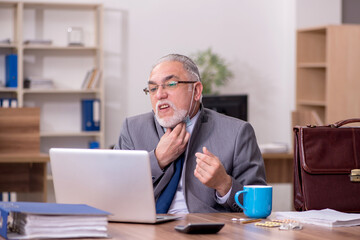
[0,213,358,240]
[0,153,49,163]
[103,213,359,240]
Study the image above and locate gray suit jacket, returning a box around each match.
[115,106,266,213]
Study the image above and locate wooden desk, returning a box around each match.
[262,153,293,183]
[0,212,358,240]
[0,154,49,202]
[103,213,359,240]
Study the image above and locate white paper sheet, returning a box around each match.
[271,209,360,227]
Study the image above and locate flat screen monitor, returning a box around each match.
[202,95,248,121]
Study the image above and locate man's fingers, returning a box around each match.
[171,122,185,136]
[203,147,215,158]
[194,168,203,182]
[195,153,210,167]
[194,148,230,193]
[195,148,216,166]
[164,127,172,136]
[194,164,208,180]
[182,132,190,146]
[195,157,212,174]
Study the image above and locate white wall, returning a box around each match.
[296,0,341,28]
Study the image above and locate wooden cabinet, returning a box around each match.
[262,153,293,183]
[296,25,360,125]
[0,108,49,202]
[0,1,105,152]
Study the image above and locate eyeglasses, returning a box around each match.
[143,80,197,95]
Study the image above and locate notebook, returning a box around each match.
[49,148,180,223]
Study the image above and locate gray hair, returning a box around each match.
[152,54,201,82]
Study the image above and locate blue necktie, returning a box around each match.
[155,154,184,214]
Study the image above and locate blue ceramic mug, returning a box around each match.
[235,185,272,218]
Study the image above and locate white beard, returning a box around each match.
[155,100,187,128]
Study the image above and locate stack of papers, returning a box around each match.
[271,209,360,227]
[0,202,110,239]
[0,38,11,44]
[259,142,289,153]
[24,77,55,89]
[24,39,52,45]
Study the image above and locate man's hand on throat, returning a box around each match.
[155,123,190,169]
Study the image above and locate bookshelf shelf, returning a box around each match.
[40,131,101,137]
[0,44,16,49]
[296,25,360,125]
[23,45,98,51]
[0,1,105,153]
[23,89,100,94]
[297,62,327,68]
[0,88,18,92]
[0,2,17,7]
[24,2,100,10]
[297,100,326,107]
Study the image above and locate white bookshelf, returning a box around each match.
[0,1,105,152]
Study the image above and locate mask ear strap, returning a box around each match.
[189,84,196,117]
[183,83,196,127]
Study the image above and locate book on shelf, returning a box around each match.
[23,77,55,89]
[81,69,101,90]
[0,201,110,240]
[0,38,11,44]
[23,39,52,45]
[81,99,100,131]
[0,98,17,108]
[81,69,93,89]
[5,54,17,88]
[68,42,84,47]
[89,141,100,149]
[90,70,101,89]
[0,193,17,202]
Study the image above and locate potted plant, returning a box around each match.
[192,48,248,121]
[191,48,233,94]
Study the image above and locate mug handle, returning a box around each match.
[235,190,247,210]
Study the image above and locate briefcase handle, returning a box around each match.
[331,118,360,128]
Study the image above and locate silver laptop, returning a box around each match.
[49,148,180,223]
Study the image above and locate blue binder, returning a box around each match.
[89,141,100,149]
[81,99,100,131]
[0,98,17,108]
[5,54,17,88]
[0,201,110,239]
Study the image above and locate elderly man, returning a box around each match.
[115,54,266,213]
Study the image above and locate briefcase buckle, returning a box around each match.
[350,169,360,182]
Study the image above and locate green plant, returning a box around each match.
[191,48,233,94]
